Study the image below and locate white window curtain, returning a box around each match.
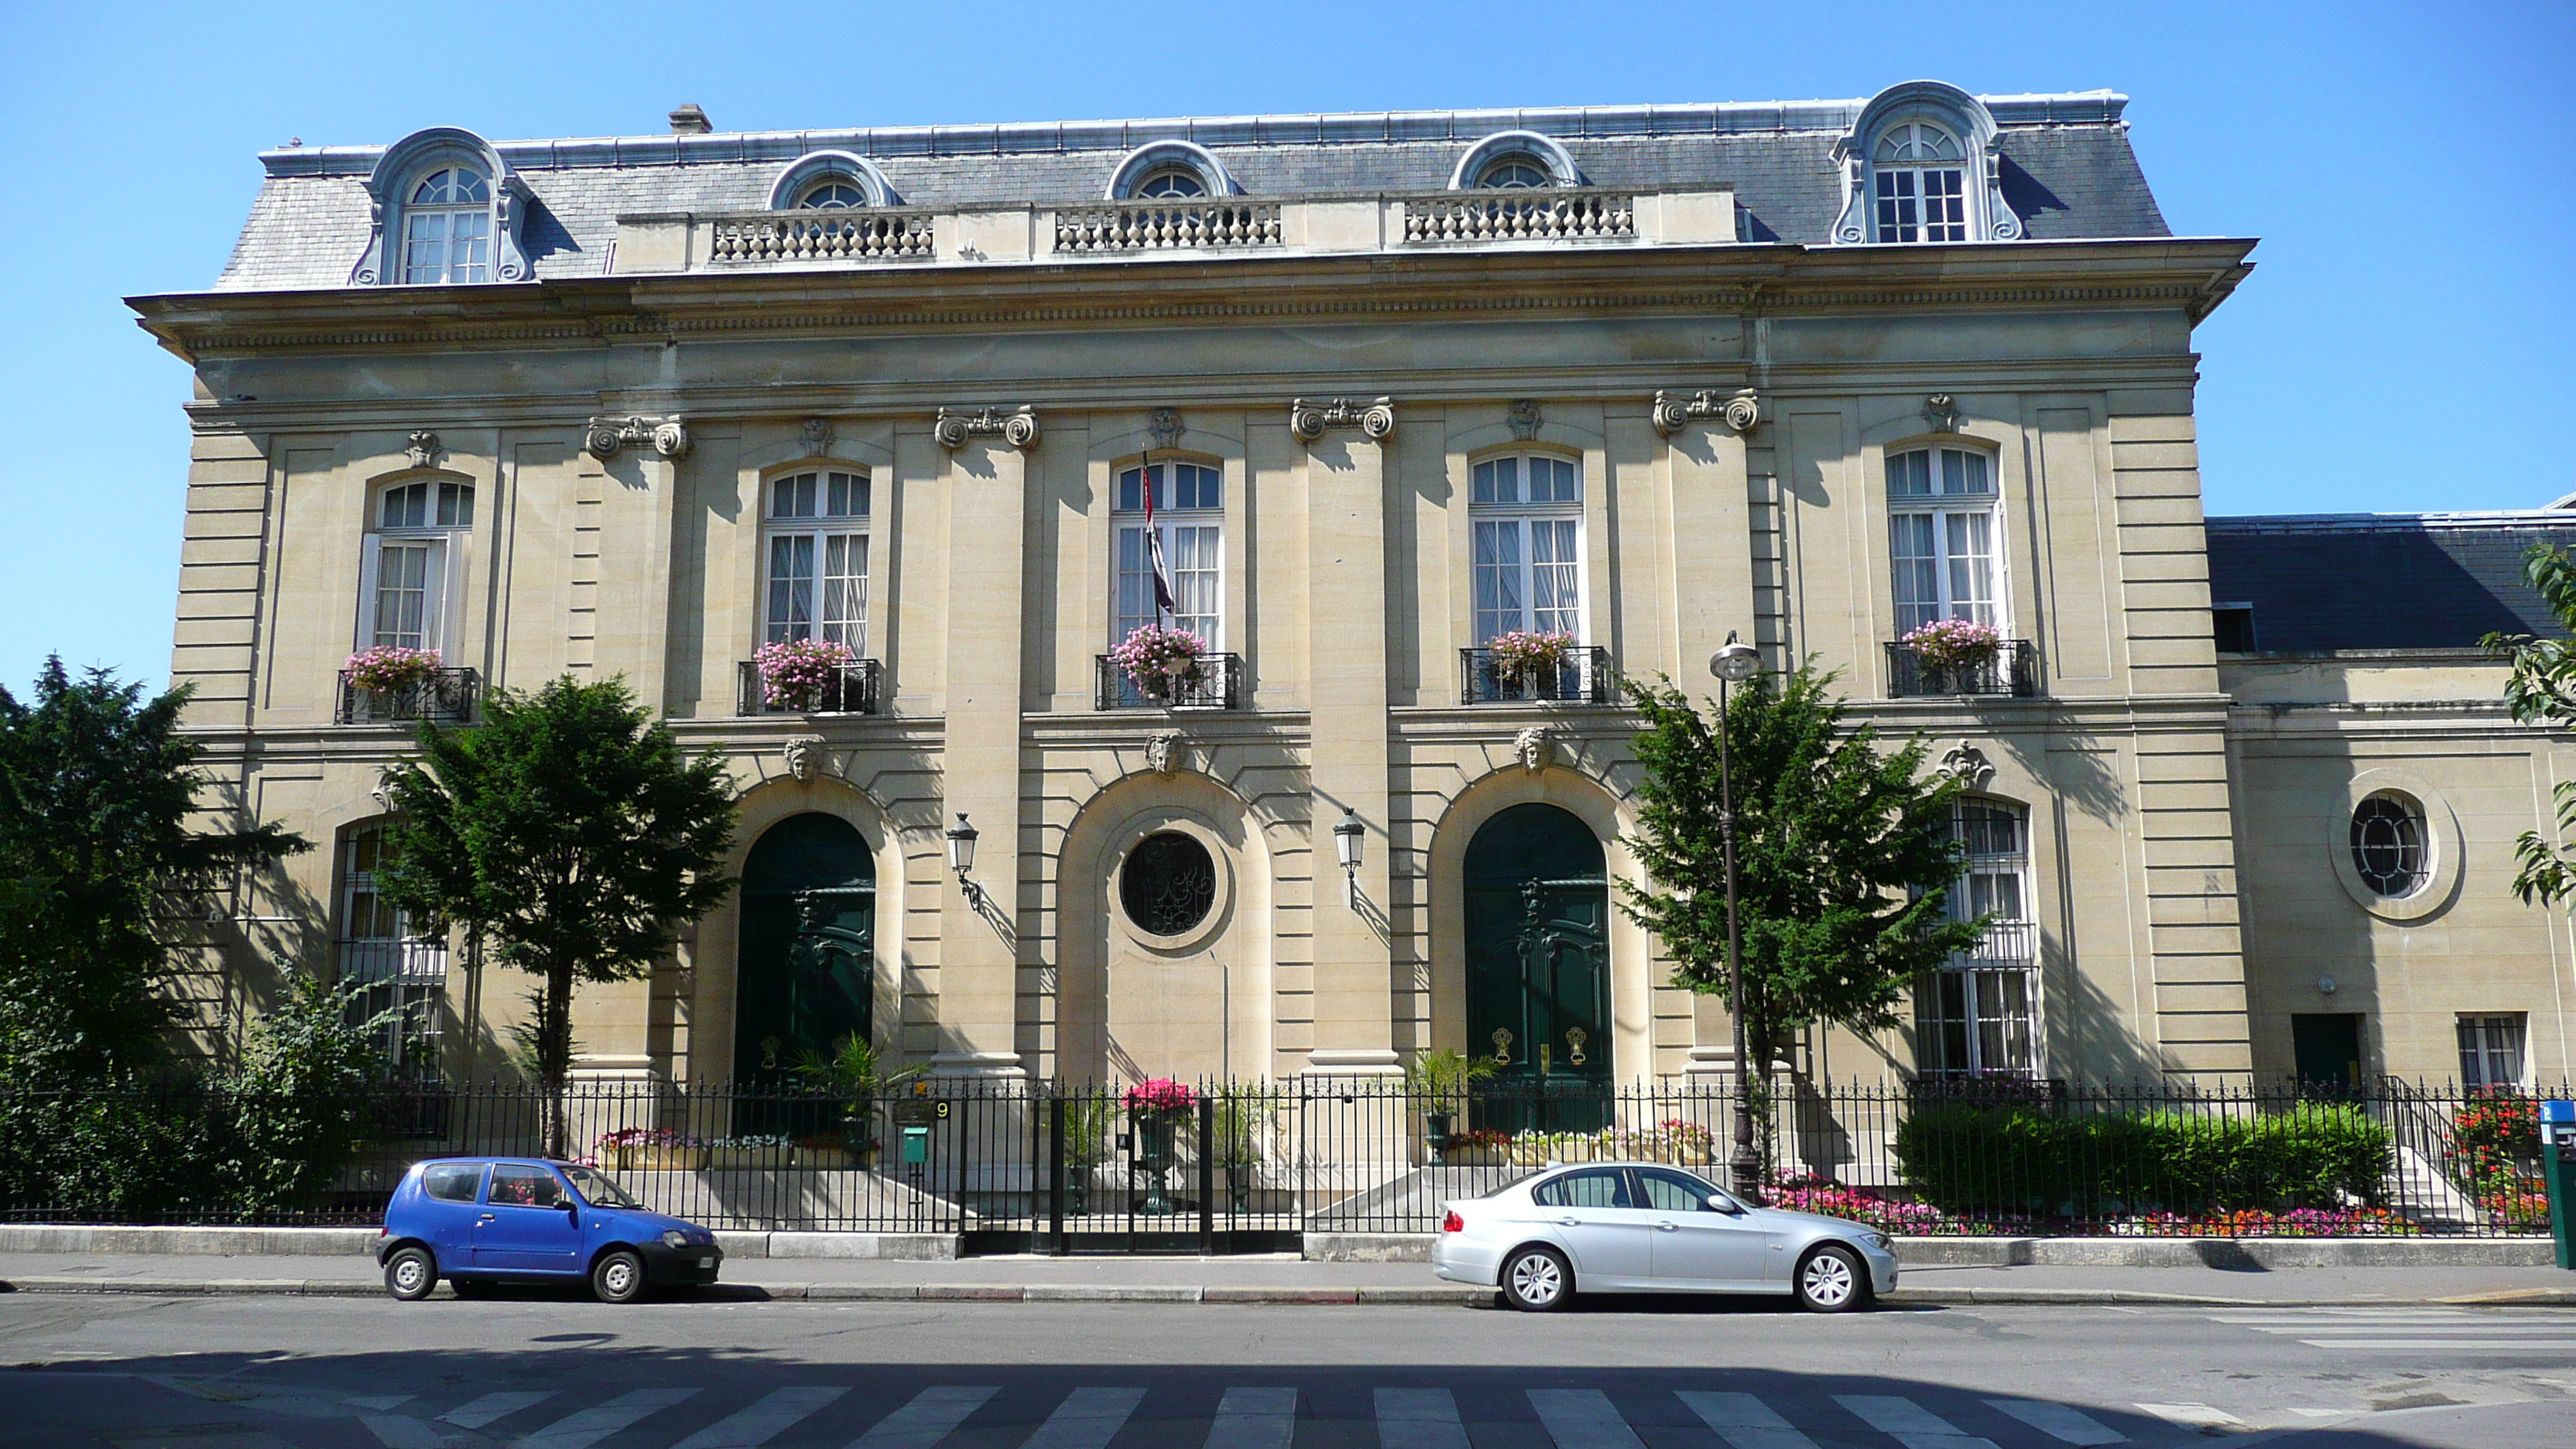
[357,480,473,655]
[1112,462,1223,649]
[761,471,870,650]
[1917,799,2040,1077]
[1470,454,1584,643]
[1888,447,2000,634]
[2457,1015,2526,1091]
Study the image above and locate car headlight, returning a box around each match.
[1864,1231,1892,1252]
[662,1229,689,1250]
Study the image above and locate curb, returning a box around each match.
[4,1276,2569,1308]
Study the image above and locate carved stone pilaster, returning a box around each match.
[585,415,691,461]
[1288,396,1396,444]
[1147,408,1184,450]
[933,405,1040,450]
[405,431,442,469]
[1650,388,1760,437]
[1506,399,1543,441]
[1922,394,1962,434]
[1143,730,1187,776]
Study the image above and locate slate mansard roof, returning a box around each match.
[214,91,2171,291]
[2207,513,2576,653]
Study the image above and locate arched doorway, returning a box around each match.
[1464,803,1611,1132]
[734,814,875,1101]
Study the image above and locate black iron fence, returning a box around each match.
[335,667,480,725]
[1884,639,2039,698]
[5,1077,2562,1242]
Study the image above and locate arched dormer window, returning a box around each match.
[767,150,898,211]
[1831,81,2024,246]
[1447,131,1581,190]
[1105,141,1236,200]
[351,128,531,286]
[402,167,492,283]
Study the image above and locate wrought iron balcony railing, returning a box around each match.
[1460,646,1615,705]
[336,668,480,725]
[336,937,450,985]
[1884,639,2039,698]
[1095,653,1245,711]
[737,659,883,716]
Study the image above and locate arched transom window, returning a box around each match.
[361,478,474,653]
[1475,156,1553,189]
[1134,166,1208,199]
[1872,122,1968,243]
[401,167,492,283]
[796,177,869,209]
[1471,454,1583,642]
[1917,797,2039,1078]
[762,471,871,649]
[1886,446,2001,635]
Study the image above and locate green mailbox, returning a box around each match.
[2542,1098,2575,1272]
[901,1125,930,1167]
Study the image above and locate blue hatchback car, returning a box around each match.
[377,1157,724,1303]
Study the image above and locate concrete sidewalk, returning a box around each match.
[3,1249,2571,1307]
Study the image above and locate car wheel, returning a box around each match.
[383,1246,437,1302]
[1794,1244,1869,1313]
[591,1249,648,1304]
[1499,1245,1574,1313]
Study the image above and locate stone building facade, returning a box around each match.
[137,81,2568,1095]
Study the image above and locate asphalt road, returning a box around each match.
[2,1290,2570,1449]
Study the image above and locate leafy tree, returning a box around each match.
[1616,666,1983,1127]
[0,657,307,1075]
[377,676,735,1153]
[2485,544,2576,908]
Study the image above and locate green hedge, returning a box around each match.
[1893,1101,2393,1216]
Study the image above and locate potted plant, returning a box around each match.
[1108,625,1206,705]
[1212,1086,1274,1214]
[1899,617,2002,691]
[1440,1126,1515,1166]
[755,636,857,711]
[1123,1077,1197,1214]
[344,646,444,718]
[705,1134,792,1170]
[792,1033,923,1170]
[594,1127,707,1172]
[1403,1049,1498,1162]
[1059,1094,1114,1215]
[1487,629,1575,696]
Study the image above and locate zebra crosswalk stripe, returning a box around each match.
[848,1386,998,1448]
[1835,1394,2000,1449]
[1374,1388,1470,1449]
[1984,1399,2127,1445]
[1678,1389,1821,1449]
[442,1391,556,1430]
[519,1387,701,1449]
[1020,1386,1148,1449]
[1205,1387,1297,1449]
[671,1386,849,1449]
[1527,1389,1648,1449]
[361,1414,442,1449]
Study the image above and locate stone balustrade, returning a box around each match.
[1053,200,1284,254]
[708,210,938,263]
[1401,190,1636,244]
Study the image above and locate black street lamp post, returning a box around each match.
[1710,630,1763,1202]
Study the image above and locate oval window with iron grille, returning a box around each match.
[1121,831,1216,937]
[2349,792,2429,898]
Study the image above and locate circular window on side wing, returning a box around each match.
[1121,831,1217,937]
[2349,792,2430,899]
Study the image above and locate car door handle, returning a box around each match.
[1654,1221,1679,1231]
[1555,1217,1581,1227]
[478,1213,495,1221]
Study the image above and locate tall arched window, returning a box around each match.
[1886,445,2000,635]
[360,478,474,654]
[337,822,446,1077]
[1872,122,1968,242]
[1471,454,1584,642]
[1113,460,1223,649]
[400,167,492,283]
[1916,798,2040,1078]
[761,470,871,649]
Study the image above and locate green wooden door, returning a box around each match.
[1464,804,1612,1134]
[735,815,876,1126]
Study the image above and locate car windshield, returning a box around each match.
[560,1164,641,1209]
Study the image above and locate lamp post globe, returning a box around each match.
[944,812,978,875]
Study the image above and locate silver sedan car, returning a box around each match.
[1431,1161,1899,1312]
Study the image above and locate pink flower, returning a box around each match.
[1123,1077,1197,1113]
[755,638,857,706]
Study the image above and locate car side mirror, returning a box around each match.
[1706,1193,1745,1215]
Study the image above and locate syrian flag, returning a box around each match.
[1142,452,1177,623]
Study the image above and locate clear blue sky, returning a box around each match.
[2,0,2567,694]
